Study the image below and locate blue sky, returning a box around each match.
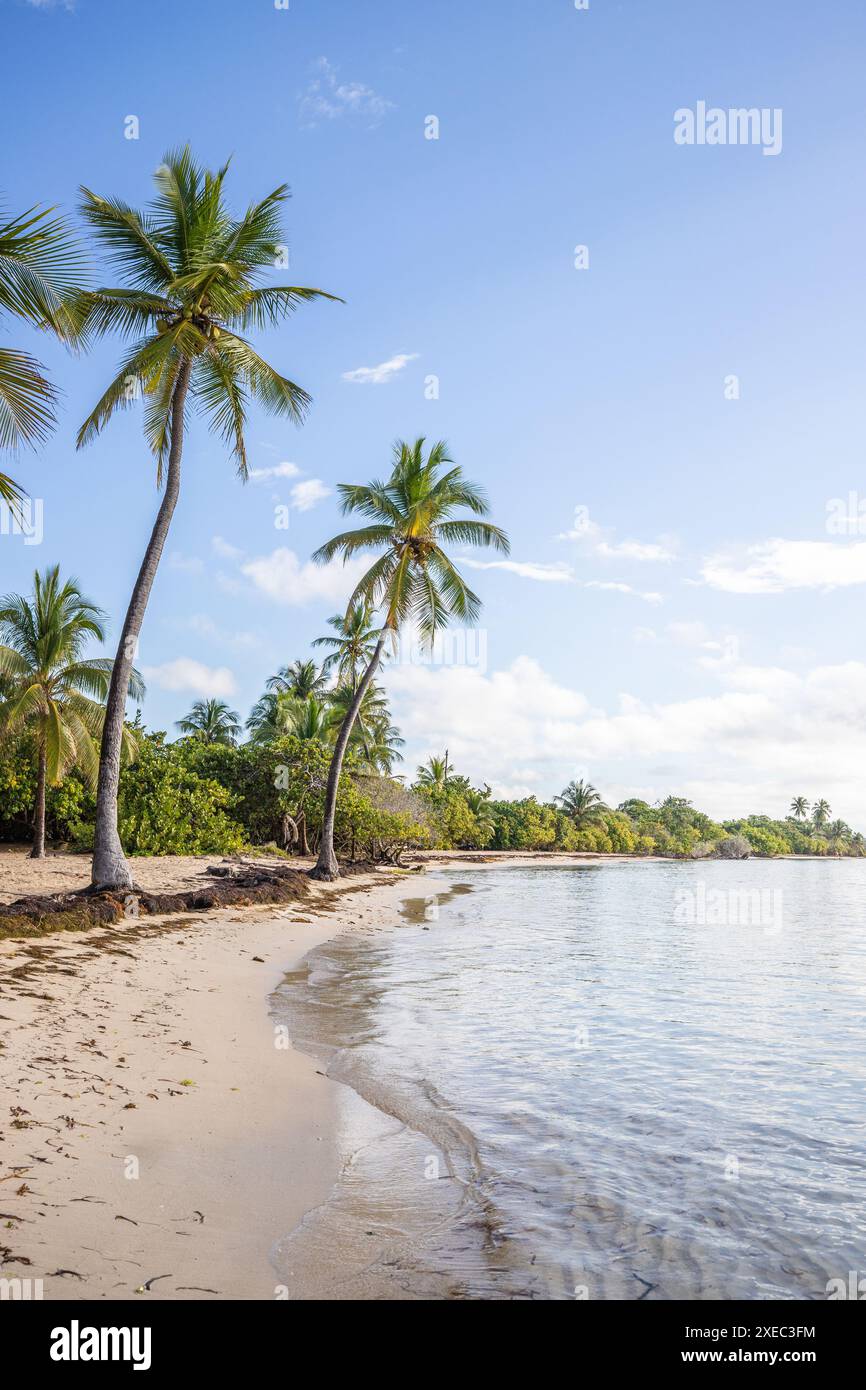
[4,0,866,821]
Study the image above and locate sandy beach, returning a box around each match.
[0,848,425,1301]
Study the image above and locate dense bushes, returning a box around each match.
[0,728,863,860]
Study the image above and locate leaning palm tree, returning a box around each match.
[555,779,607,829]
[0,202,84,511]
[827,819,851,855]
[789,796,809,820]
[266,658,328,701]
[812,799,832,829]
[309,438,509,880]
[175,697,241,745]
[327,680,401,771]
[74,147,340,890]
[0,566,143,857]
[312,603,379,692]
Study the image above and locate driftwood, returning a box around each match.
[0,861,311,940]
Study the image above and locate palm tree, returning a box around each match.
[789,796,809,820]
[465,786,496,844]
[312,603,379,692]
[827,820,851,855]
[288,695,330,742]
[176,697,241,745]
[555,779,607,829]
[327,680,403,771]
[0,201,84,511]
[74,147,340,890]
[0,566,143,857]
[416,754,450,793]
[309,438,509,880]
[812,799,832,829]
[266,658,328,701]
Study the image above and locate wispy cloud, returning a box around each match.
[167,551,204,575]
[211,536,244,561]
[595,539,676,563]
[141,658,237,698]
[461,558,575,584]
[290,479,331,512]
[248,460,301,483]
[299,57,394,129]
[584,581,664,604]
[342,352,419,385]
[26,0,75,10]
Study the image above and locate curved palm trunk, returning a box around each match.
[310,631,387,881]
[30,739,47,859]
[90,362,192,891]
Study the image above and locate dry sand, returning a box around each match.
[0,849,420,1301]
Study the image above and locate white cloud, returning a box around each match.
[384,654,866,823]
[461,558,575,583]
[342,353,418,385]
[173,614,258,652]
[241,547,371,607]
[248,461,301,483]
[142,658,237,698]
[290,479,331,512]
[701,539,866,594]
[26,0,75,9]
[299,58,394,128]
[595,540,676,563]
[585,580,663,604]
[211,535,244,560]
[167,551,204,574]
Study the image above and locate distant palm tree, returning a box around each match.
[313,603,379,692]
[827,820,851,854]
[245,690,295,745]
[416,754,450,793]
[789,796,809,820]
[74,146,340,891]
[266,658,327,701]
[309,438,509,880]
[0,201,84,510]
[327,681,403,772]
[176,697,241,745]
[287,695,330,742]
[555,779,607,829]
[465,786,496,844]
[0,566,143,857]
[812,799,832,829]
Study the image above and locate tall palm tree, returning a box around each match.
[789,796,809,820]
[415,754,450,793]
[309,438,509,880]
[0,566,143,857]
[0,202,84,510]
[312,603,379,692]
[176,697,241,745]
[812,799,832,829]
[74,147,340,890]
[266,658,327,701]
[555,779,607,829]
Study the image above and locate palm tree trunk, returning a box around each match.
[310,631,387,881]
[30,739,47,859]
[90,361,192,891]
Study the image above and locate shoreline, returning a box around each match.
[0,860,422,1301]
